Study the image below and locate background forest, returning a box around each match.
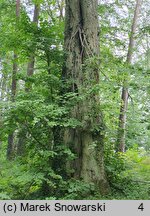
[0,0,150,200]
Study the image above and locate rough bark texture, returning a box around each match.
[117,0,142,152]
[64,0,109,194]
[7,0,20,160]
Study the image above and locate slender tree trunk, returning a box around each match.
[0,73,6,101]
[0,72,5,146]
[63,0,109,194]
[17,4,40,156]
[25,4,40,92]
[117,0,142,152]
[56,0,65,21]
[11,53,18,102]
[7,0,20,160]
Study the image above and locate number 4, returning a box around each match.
[138,203,144,211]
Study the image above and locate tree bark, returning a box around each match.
[25,4,40,92]
[17,4,40,156]
[0,73,6,101]
[63,0,109,194]
[117,0,142,152]
[56,0,65,21]
[7,0,20,160]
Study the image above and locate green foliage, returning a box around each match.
[104,147,150,200]
[62,180,96,200]
[0,0,150,201]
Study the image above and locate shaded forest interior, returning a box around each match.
[0,0,150,200]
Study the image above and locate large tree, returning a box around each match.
[63,0,109,194]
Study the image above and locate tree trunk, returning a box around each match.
[0,73,6,101]
[117,0,142,152]
[7,0,20,160]
[56,0,65,21]
[63,0,109,194]
[17,4,40,156]
[11,53,18,102]
[25,4,40,92]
